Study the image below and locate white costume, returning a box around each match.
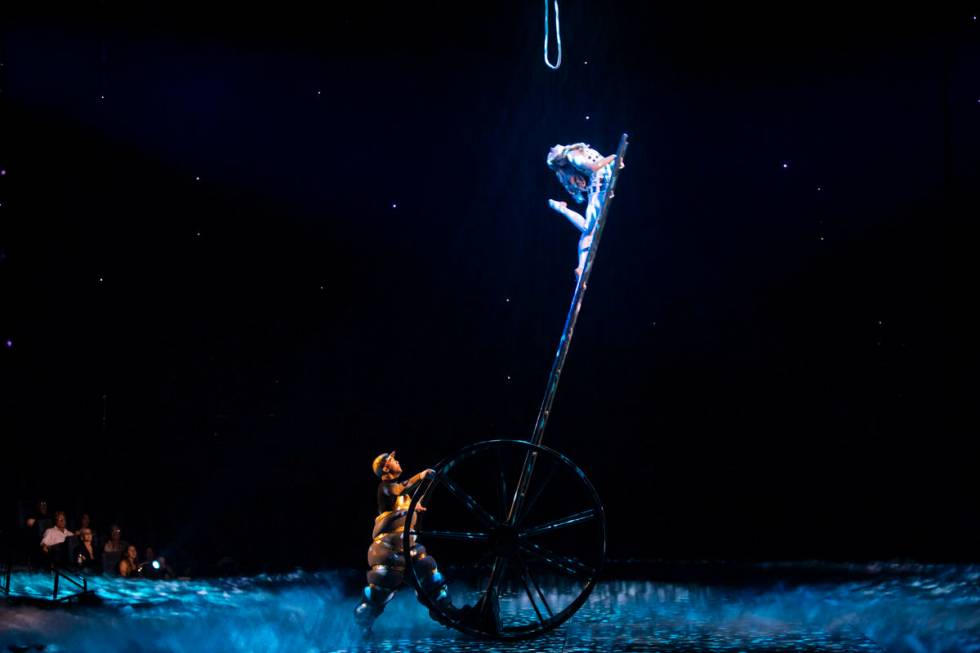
[546,143,614,277]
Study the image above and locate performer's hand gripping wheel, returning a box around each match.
[403,134,629,639]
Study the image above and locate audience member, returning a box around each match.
[118,544,139,578]
[72,527,102,574]
[102,524,127,575]
[24,499,49,531]
[18,498,48,567]
[157,555,176,579]
[40,511,73,568]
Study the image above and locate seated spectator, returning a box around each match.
[139,547,172,579]
[67,513,102,563]
[72,528,102,574]
[40,511,73,568]
[157,555,176,579]
[102,524,127,575]
[24,498,49,531]
[18,498,48,568]
[74,513,92,534]
[118,544,139,578]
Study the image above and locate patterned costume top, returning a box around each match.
[547,143,613,204]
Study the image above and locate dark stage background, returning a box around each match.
[1,3,977,574]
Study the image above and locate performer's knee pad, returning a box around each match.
[414,554,446,594]
[367,564,404,590]
[361,582,396,608]
[413,552,437,579]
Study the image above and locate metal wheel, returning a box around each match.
[402,439,606,639]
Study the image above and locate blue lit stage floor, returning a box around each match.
[1,562,978,652]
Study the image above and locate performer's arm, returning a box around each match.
[549,200,588,232]
[566,149,617,174]
[392,469,435,495]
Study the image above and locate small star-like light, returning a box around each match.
[585,115,591,120]
[506,376,511,381]
[505,297,510,303]
[391,203,397,208]
[195,176,201,181]
[583,60,588,65]
[0,169,6,176]
[98,276,104,283]
[317,90,322,95]
[819,236,825,241]
[817,186,822,191]
[99,95,105,100]
[4,339,12,348]
[195,231,201,237]
[781,162,789,169]
[877,320,883,325]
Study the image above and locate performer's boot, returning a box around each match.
[412,546,459,624]
[353,583,395,634]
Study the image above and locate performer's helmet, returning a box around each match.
[547,142,590,170]
[372,450,396,477]
[546,144,566,168]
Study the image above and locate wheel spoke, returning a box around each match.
[516,459,558,526]
[414,529,488,542]
[496,446,508,522]
[478,556,507,629]
[520,540,595,579]
[439,475,498,529]
[517,552,553,618]
[521,508,596,539]
[517,560,545,625]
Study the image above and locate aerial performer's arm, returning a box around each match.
[565,148,618,174]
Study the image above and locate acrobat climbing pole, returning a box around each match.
[534,134,628,443]
[506,133,629,525]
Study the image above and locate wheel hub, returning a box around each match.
[488,524,520,557]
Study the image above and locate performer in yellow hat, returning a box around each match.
[353,450,456,632]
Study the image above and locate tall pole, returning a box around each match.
[508,133,629,524]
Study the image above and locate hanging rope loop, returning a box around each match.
[544,0,562,70]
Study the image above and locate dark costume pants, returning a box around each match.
[353,510,451,630]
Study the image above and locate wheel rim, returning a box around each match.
[403,439,606,639]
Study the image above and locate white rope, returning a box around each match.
[544,0,562,70]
